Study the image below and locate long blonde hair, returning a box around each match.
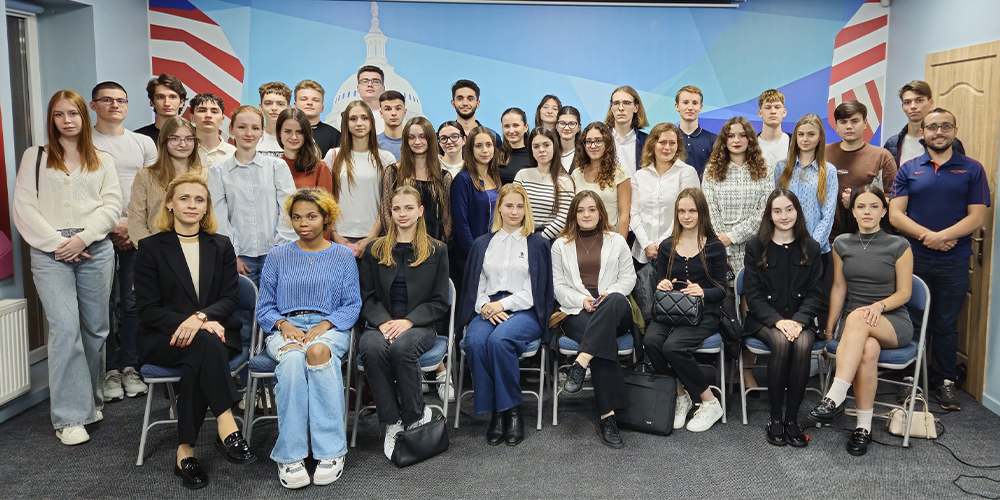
[153,173,218,233]
[148,116,203,188]
[778,114,829,205]
[490,184,534,237]
[371,186,436,267]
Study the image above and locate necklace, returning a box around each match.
[580,233,600,254]
[859,231,878,251]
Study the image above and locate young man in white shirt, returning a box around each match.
[450,79,500,146]
[257,81,290,157]
[603,85,649,177]
[883,80,965,168]
[357,65,386,134]
[134,73,186,145]
[675,85,717,179]
[190,93,235,168]
[756,89,790,168]
[293,79,341,158]
[376,90,407,161]
[89,81,157,402]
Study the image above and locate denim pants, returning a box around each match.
[265,313,350,463]
[463,310,542,414]
[31,239,114,429]
[359,326,436,425]
[911,256,969,387]
[106,247,139,371]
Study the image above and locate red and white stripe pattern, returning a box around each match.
[148,0,244,118]
[828,0,889,143]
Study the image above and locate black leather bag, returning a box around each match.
[615,369,677,436]
[632,261,657,324]
[390,412,449,468]
[652,289,703,326]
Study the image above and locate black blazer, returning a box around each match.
[742,236,824,335]
[134,231,242,360]
[359,239,450,332]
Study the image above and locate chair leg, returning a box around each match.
[739,352,748,425]
[535,348,545,431]
[551,353,559,426]
[719,350,727,424]
[454,351,465,429]
[136,382,157,466]
[244,377,258,445]
[350,369,364,448]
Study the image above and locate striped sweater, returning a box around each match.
[514,167,575,240]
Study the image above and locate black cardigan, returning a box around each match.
[359,239,450,332]
[742,236,824,335]
[653,236,729,310]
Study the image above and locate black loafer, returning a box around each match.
[486,410,505,446]
[174,457,208,489]
[564,362,587,394]
[765,419,786,447]
[214,430,257,465]
[598,415,624,448]
[504,406,524,446]
[847,428,871,456]
[784,421,808,448]
[808,397,844,424]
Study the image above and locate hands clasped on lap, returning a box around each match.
[280,319,333,345]
[481,300,509,325]
[170,315,225,347]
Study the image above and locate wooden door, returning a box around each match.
[925,41,1000,400]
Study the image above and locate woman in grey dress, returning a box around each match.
[808,185,913,456]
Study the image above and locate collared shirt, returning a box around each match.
[891,151,991,260]
[629,161,700,263]
[612,128,637,176]
[679,125,717,179]
[198,140,236,168]
[208,152,298,257]
[475,229,533,313]
[775,158,839,254]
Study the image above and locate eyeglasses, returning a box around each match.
[584,139,606,147]
[610,100,634,108]
[556,120,579,129]
[167,136,196,145]
[438,134,462,144]
[359,78,383,87]
[96,97,128,106]
[923,123,956,132]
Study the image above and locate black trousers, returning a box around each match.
[561,293,631,414]
[359,327,436,426]
[141,331,239,446]
[642,313,720,399]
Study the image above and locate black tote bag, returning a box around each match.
[615,369,677,436]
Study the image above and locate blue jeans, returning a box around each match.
[31,239,114,429]
[265,313,350,463]
[106,247,139,371]
[911,256,969,387]
[239,254,266,288]
[463,311,542,414]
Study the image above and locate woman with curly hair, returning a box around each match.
[570,122,630,239]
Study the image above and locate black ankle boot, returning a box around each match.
[504,406,524,446]
[486,410,505,446]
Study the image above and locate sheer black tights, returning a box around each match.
[756,326,815,422]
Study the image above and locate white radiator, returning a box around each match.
[0,299,30,406]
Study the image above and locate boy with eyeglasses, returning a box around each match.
[134,74,186,145]
[90,81,157,403]
[675,85,717,178]
[604,85,648,176]
[883,80,965,168]
[257,81,290,158]
[357,65,387,134]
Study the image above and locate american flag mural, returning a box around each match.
[827,0,889,143]
[148,0,244,117]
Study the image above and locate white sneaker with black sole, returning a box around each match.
[436,371,455,402]
[121,366,148,397]
[313,455,344,486]
[277,461,310,489]
[384,421,404,460]
[56,425,90,445]
[103,370,124,402]
[408,406,433,430]
[686,399,724,432]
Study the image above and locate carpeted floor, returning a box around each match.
[2,371,1000,499]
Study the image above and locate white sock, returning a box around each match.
[826,377,852,406]
[855,409,873,432]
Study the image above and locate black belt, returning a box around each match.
[287,310,323,317]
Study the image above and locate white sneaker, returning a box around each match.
[56,425,90,445]
[407,406,433,431]
[94,411,103,423]
[313,455,344,486]
[121,367,148,397]
[436,371,455,402]
[103,370,124,402]
[277,461,310,489]
[383,421,404,460]
[674,393,693,430]
[686,399,724,432]
[422,382,430,394]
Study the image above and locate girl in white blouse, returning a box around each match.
[12,90,122,446]
[514,126,575,240]
[571,122,630,239]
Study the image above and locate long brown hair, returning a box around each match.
[534,95,561,128]
[756,188,810,268]
[603,85,649,130]
[558,190,614,242]
[778,114,829,204]
[277,108,321,174]
[371,186,437,268]
[705,116,768,183]
[574,122,619,190]
[148,116,203,188]
[461,126,501,192]
[665,188,725,291]
[527,126,573,218]
[332,100,386,199]
[499,107,529,165]
[639,122,688,169]
[45,90,101,173]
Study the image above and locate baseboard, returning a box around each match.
[0,387,49,424]
[983,392,1000,417]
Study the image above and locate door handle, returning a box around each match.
[974,227,985,265]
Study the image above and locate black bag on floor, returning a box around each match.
[390,411,449,468]
[615,369,677,436]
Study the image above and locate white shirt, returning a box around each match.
[198,140,236,168]
[441,158,464,180]
[629,161,701,263]
[571,166,630,229]
[323,148,396,238]
[560,150,575,172]
[758,133,790,168]
[91,128,156,220]
[475,229,533,313]
[257,132,284,158]
[612,128,637,176]
[900,133,924,166]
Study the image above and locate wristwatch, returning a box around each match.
[195,311,208,322]
[879,301,887,312]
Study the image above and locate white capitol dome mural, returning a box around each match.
[324,2,424,127]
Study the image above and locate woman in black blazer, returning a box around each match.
[358,186,450,460]
[743,188,824,448]
[134,173,255,490]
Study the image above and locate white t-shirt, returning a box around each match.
[323,147,396,238]
[571,166,630,229]
[612,128,637,176]
[758,133,790,168]
[92,128,157,220]
[561,151,575,172]
[900,134,924,166]
[257,132,283,158]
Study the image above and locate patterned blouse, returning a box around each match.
[702,161,774,275]
[774,158,838,254]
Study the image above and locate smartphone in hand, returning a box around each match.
[591,294,605,308]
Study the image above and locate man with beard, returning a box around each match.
[889,108,989,411]
[450,79,501,147]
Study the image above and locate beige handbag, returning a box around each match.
[887,396,938,439]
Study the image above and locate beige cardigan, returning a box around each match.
[550,231,636,315]
[127,166,208,246]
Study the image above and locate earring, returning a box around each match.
[168,208,173,212]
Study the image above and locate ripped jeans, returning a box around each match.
[264,313,350,464]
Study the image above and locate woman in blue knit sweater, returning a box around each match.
[257,188,361,490]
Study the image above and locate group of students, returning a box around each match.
[11,70,989,489]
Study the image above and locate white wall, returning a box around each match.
[885,0,1000,415]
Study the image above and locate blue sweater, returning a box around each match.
[257,241,361,331]
[450,170,498,259]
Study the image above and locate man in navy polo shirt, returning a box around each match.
[889,108,989,411]
[675,85,717,179]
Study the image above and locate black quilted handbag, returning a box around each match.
[652,289,703,326]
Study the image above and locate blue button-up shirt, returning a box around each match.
[775,158,839,254]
